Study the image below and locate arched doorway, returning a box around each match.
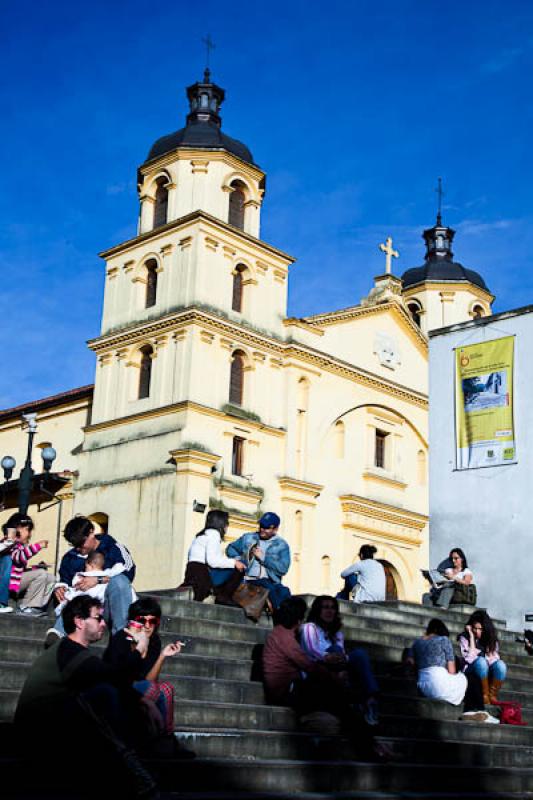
[379,559,398,600]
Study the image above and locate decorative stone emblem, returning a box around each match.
[374,332,401,370]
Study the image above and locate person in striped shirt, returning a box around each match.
[7,513,56,617]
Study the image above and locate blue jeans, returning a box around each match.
[55,573,132,636]
[209,568,235,587]
[337,574,357,601]
[347,647,380,700]
[467,656,507,681]
[0,555,12,606]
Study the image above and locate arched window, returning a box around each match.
[228,180,246,230]
[472,305,484,319]
[229,350,245,405]
[335,420,345,458]
[145,261,158,308]
[138,345,153,399]
[417,449,427,485]
[232,265,245,312]
[153,178,169,229]
[407,301,422,327]
[232,436,245,476]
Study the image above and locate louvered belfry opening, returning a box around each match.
[229,350,245,405]
[145,262,158,308]
[153,178,169,228]
[138,345,153,399]
[228,181,246,230]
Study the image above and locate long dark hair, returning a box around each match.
[197,509,229,540]
[449,547,468,570]
[462,610,498,654]
[307,595,342,639]
[426,618,450,637]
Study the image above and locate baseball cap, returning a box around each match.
[259,512,280,529]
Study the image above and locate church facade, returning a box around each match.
[0,71,493,598]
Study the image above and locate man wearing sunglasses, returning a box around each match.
[15,595,158,798]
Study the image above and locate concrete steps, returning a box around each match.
[2,595,533,798]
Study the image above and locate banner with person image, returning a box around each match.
[455,336,516,470]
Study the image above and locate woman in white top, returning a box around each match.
[177,510,246,604]
[434,548,474,609]
[338,545,386,603]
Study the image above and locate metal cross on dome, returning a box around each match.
[379,236,399,275]
[202,34,216,69]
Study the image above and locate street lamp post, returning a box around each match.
[1,413,56,514]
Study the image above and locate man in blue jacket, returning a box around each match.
[49,516,136,643]
[226,512,291,609]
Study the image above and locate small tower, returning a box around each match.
[137,69,265,238]
[401,214,494,334]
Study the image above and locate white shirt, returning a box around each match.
[341,558,386,602]
[187,528,236,570]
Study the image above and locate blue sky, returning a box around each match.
[1,0,532,407]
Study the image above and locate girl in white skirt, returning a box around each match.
[408,618,467,705]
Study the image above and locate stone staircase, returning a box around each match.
[2,595,533,798]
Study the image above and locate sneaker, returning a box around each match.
[44,628,62,649]
[17,607,45,617]
[0,604,13,614]
[461,710,499,724]
[363,698,380,727]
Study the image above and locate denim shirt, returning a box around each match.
[226,532,290,584]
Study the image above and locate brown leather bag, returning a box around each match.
[232,582,269,621]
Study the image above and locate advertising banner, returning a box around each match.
[455,336,516,470]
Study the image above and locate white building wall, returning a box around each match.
[429,306,533,629]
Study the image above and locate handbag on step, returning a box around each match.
[493,700,527,726]
[232,582,269,622]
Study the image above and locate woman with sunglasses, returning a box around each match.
[104,596,182,735]
[300,595,381,726]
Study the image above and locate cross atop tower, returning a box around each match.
[202,34,216,73]
[435,177,444,226]
[379,236,399,275]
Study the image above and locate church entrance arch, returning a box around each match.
[378,559,399,600]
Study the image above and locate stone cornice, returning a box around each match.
[84,399,286,439]
[402,281,495,303]
[339,493,428,529]
[88,307,428,409]
[278,476,324,498]
[99,209,294,265]
[140,147,265,182]
[302,302,428,356]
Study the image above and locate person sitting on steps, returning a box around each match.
[46,515,137,647]
[177,509,246,605]
[7,513,56,617]
[458,609,507,705]
[337,544,386,604]
[226,512,291,610]
[300,595,381,726]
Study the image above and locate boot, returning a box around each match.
[214,568,243,606]
[481,676,490,705]
[489,678,504,704]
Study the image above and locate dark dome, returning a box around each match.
[146,120,255,165]
[402,217,490,293]
[402,259,489,291]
